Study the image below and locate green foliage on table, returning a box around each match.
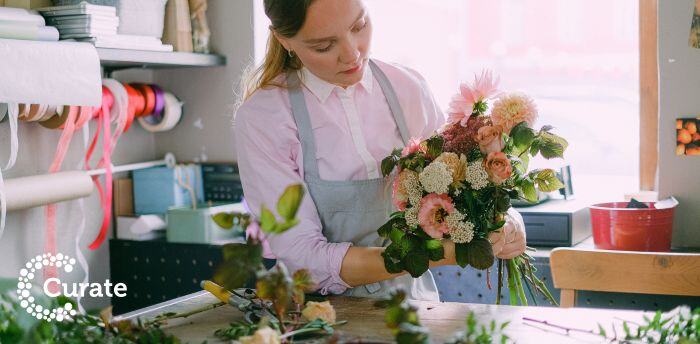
[598,306,700,343]
[447,311,510,344]
[214,321,259,340]
[0,293,181,344]
[375,289,430,344]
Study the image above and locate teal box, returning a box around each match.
[133,165,204,215]
[166,202,247,244]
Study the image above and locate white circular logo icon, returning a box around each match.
[17,253,77,322]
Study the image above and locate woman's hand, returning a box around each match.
[488,209,527,259]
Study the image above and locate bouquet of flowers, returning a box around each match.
[378,70,566,305]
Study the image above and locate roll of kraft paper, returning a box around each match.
[4,170,93,211]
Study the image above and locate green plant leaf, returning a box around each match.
[214,242,263,290]
[390,227,406,244]
[538,132,568,159]
[520,179,538,203]
[404,251,429,278]
[534,169,565,192]
[426,135,444,158]
[467,238,495,270]
[455,242,469,268]
[425,239,444,261]
[382,155,398,177]
[259,205,277,233]
[277,184,304,222]
[382,250,404,273]
[211,213,235,229]
[510,122,536,155]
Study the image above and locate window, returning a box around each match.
[253,0,642,195]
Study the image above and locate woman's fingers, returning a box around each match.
[488,231,505,256]
[494,217,526,259]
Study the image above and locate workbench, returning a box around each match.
[115,290,651,343]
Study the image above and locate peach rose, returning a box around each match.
[240,327,280,344]
[476,125,505,154]
[483,152,512,184]
[302,301,336,323]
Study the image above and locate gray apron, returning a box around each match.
[287,60,439,301]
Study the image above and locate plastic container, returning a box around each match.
[590,202,676,252]
[166,202,247,244]
[132,165,203,215]
[116,0,168,38]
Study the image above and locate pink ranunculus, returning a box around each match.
[476,125,505,154]
[417,193,455,239]
[490,92,538,134]
[483,151,513,185]
[401,137,426,157]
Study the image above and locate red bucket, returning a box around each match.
[589,202,676,252]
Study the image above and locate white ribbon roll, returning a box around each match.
[0,103,20,239]
[102,79,129,150]
[137,92,183,132]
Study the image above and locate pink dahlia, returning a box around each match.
[447,70,500,126]
[490,92,538,134]
[417,193,455,239]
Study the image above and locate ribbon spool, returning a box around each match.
[131,83,155,117]
[138,92,183,132]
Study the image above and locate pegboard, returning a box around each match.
[109,239,274,314]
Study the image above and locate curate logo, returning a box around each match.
[17,252,128,322]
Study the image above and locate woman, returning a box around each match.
[234,0,526,301]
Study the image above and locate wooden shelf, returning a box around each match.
[97,48,226,71]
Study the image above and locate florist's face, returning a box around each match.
[277,0,372,88]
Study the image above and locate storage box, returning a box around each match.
[116,0,167,38]
[166,202,247,244]
[514,198,592,247]
[133,165,203,215]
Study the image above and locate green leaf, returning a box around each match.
[510,122,536,155]
[534,169,565,192]
[277,184,304,222]
[390,228,406,244]
[425,239,444,261]
[426,136,444,158]
[404,251,429,278]
[378,219,395,238]
[211,213,235,229]
[455,242,469,268]
[520,179,538,203]
[467,238,495,270]
[382,250,404,273]
[381,155,398,177]
[214,242,263,290]
[538,132,568,159]
[259,205,277,233]
[597,323,607,337]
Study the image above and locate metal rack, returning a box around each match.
[97,48,226,75]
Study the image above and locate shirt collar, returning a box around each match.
[298,62,374,103]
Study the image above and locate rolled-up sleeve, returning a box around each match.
[233,91,352,295]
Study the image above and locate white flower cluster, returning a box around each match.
[445,211,475,244]
[403,172,423,206]
[465,160,489,190]
[419,161,452,194]
[405,206,419,228]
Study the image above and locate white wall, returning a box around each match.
[657,0,700,247]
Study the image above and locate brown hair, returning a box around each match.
[240,0,314,101]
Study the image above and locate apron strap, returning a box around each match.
[287,60,411,179]
[287,71,321,179]
[368,60,410,145]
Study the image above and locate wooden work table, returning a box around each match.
[116,291,651,343]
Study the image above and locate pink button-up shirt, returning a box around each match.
[233,60,445,295]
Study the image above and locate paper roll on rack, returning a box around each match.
[3,171,93,211]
